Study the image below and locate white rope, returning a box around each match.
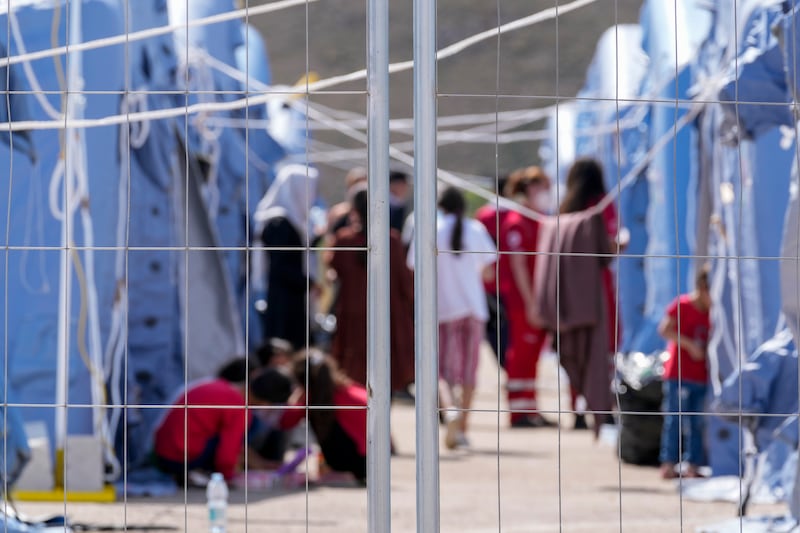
[302,110,648,163]
[0,0,318,69]
[8,8,62,120]
[199,106,559,134]
[300,92,702,224]
[0,0,603,132]
[306,0,601,92]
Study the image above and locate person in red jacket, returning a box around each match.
[281,349,367,485]
[474,174,510,367]
[499,167,555,428]
[153,367,293,483]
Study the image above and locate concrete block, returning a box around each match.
[15,422,54,491]
[63,435,103,492]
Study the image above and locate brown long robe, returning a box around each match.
[328,227,415,392]
[532,211,612,431]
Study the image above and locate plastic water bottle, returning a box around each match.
[206,472,229,533]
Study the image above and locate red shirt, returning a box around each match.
[475,205,508,295]
[498,210,539,309]
[662,295,710,384]
[154,379,252,480]
[281,383,368,456]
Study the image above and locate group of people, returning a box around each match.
[468,160,625,436]
[152,341,369,486]
[255,164,416,399]
[148,155,713,483]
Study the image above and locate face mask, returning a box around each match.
[533,191,552,213]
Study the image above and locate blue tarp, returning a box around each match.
[542,0,799,483]
[0,0,125,443]
[0,0,297,484]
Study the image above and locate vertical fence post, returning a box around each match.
[367,0,391,529]
[414,0,440,529]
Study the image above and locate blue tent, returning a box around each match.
[0,0,126,468]
[541,24,650,354]
[0,0,298,488]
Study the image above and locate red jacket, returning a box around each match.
[154,379,252,479]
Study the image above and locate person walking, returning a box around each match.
[408,186,496,448]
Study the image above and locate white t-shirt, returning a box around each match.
[407,213,497,323]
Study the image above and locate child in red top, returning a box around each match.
[153,367,293,482]
[657,266,712,479]
[281,349,367,485]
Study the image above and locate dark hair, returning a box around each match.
[255,337,294,367]
[217,357,259,383]
[351,189,369,267]
[292,349,351,441]
[503,166,550,199]
[695,263,710,291]
[560,158,607,214]
[250,366,294,404]
[497,174,510,198]
[438,186,466,253]
[389,169,409,183]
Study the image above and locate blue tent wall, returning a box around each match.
[169,0,248,342]
[777,1,800,347]
[576,25,649,354]
[630,0,710,354]
[169,0,287,354]
[540,25,651,354]
[698,0,793,384]
[120,0,189,469]
[0,0,125,450]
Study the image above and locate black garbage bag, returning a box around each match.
[615,352,667,466]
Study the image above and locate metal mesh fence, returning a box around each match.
[0,0,796,532]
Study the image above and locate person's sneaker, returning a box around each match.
[684,466,708,479]
[659,463,678,480]
[511,414,557,428]
[187,470,211,488]
[392,387,416,405]
[444,416,460,449]
[573,413,589,430]
[455,432,470,448]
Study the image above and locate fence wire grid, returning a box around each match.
[0,0,796,532]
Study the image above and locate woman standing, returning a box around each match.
[559,157,625,429]
[326,189,415,393]
[409,187,496,448]
[253,164,319,351]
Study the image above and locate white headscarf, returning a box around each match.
[253,164,319,287]
[255,164,319,244]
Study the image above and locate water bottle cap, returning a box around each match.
[211,472,224,481]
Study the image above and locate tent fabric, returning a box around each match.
[0,0,125,442]
[715,329,798,451]
[0,0,296,486]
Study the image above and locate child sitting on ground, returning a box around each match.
[152,366,293,483]
[281,349,367,485]
[657,266,712,479]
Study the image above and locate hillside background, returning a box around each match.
[251,0,644,203]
